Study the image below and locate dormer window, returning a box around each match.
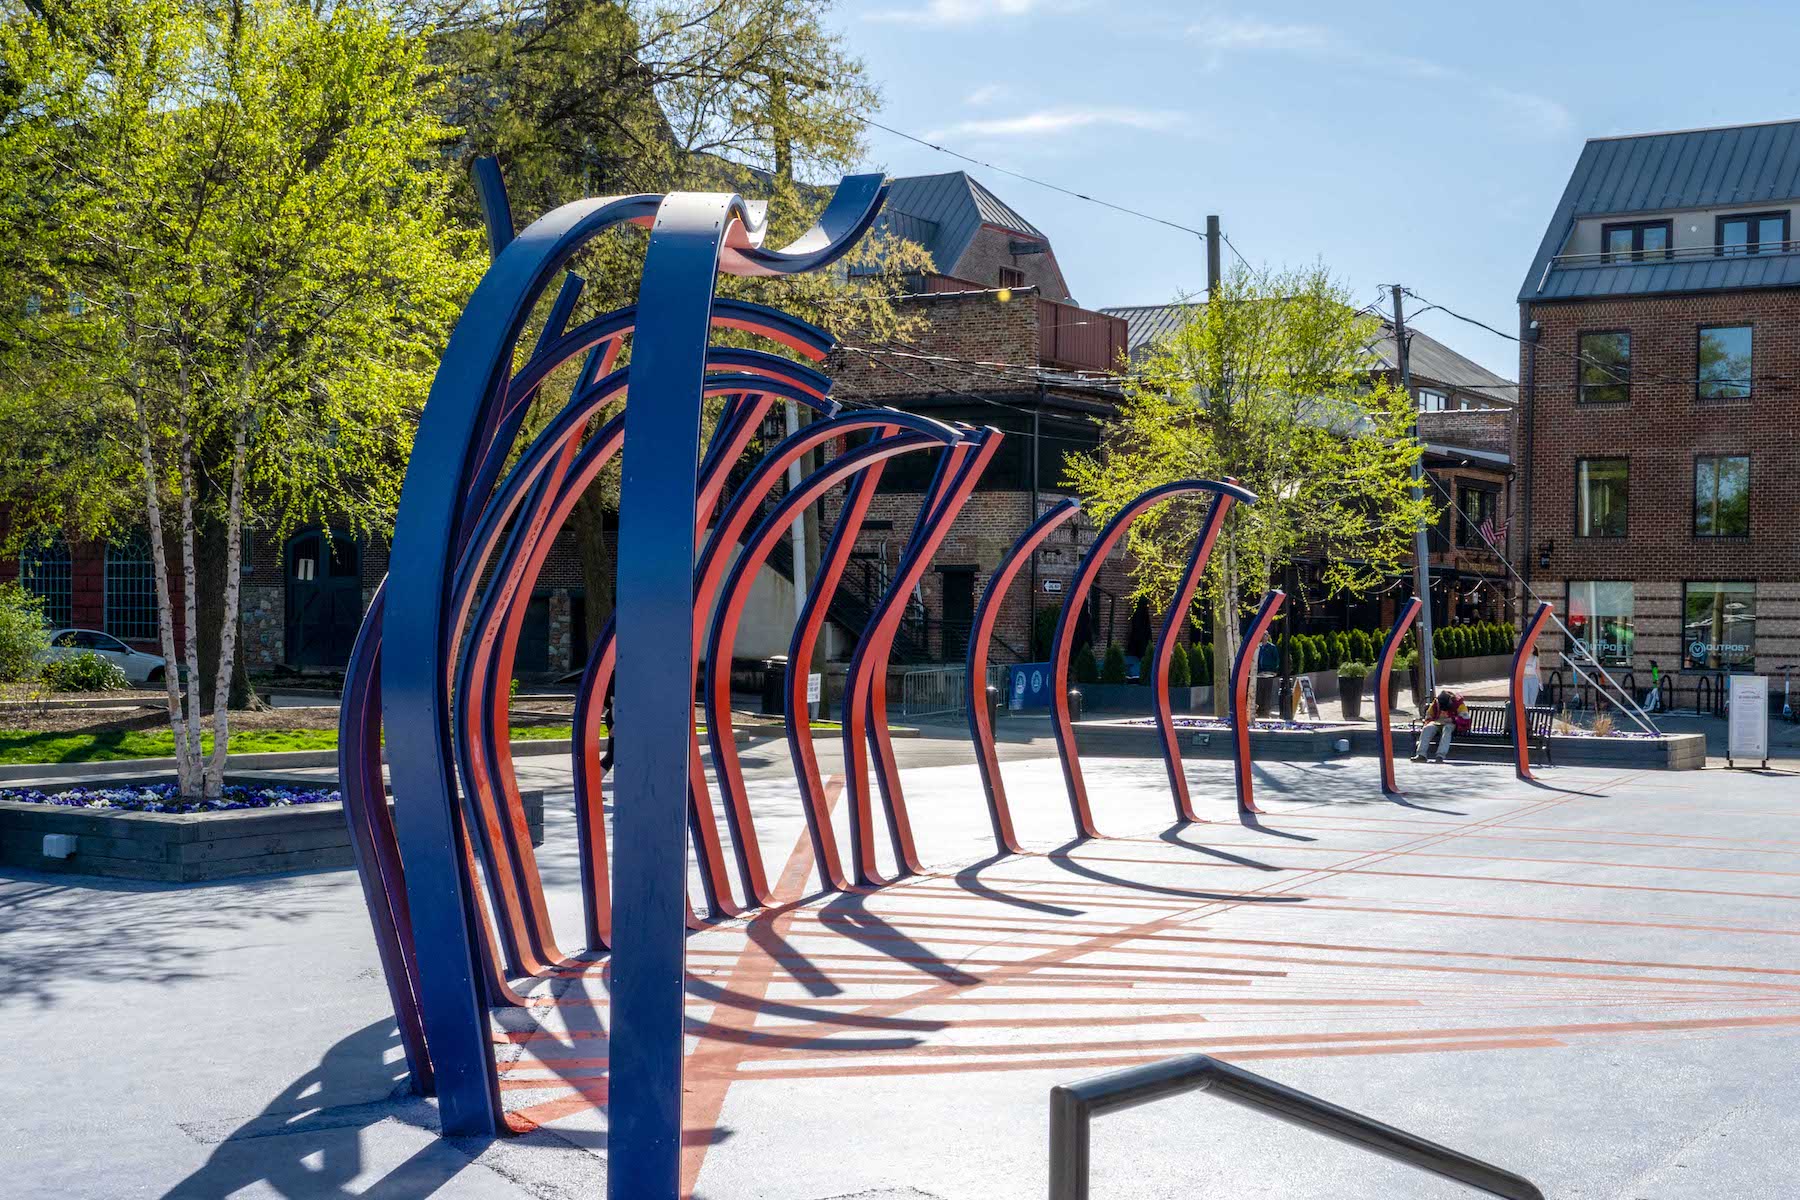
[1601,219,1672,263]
[1717,211,1789,256]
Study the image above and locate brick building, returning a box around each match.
[1516,119,1800,685]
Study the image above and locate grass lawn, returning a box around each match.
[0,723,579,766]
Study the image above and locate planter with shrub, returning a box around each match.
[1336,660,1372,721]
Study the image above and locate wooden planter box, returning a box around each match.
[0,783,545,882]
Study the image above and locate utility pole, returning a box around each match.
[1205,215,1222,297]
[1392,284,1437,698]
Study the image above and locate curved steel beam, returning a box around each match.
[1151,485,1248,823]
[784,444,892,892]
[1229,590,1286,816]
[966,499,1080,854]
[1049,480,1256,839]
[704,431,953,899]
[691,410,961,903]
[1512,602,1554,781]
[1377,597,1424,796]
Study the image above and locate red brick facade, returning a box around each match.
[1518,288,1800,678]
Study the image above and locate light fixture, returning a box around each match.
[1537,540,1554,570]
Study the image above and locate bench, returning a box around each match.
[1414,703,1554,765]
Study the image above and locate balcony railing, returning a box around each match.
[1541,239,1800,290]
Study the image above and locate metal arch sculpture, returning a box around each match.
[1376,597,1424,796]
[346,163,885,1182]
[845,427,1004,884]
[966,498,1080,853]
[1047,480,1257,839]
[1149,483,1248,823]
[1229,589,1287,816]
[1512,602,1555,781]
[702,412,969,899]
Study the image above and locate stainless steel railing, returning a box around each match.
[1049,1054,1544,1200]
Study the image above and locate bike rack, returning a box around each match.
[1049,1054,1544,1200]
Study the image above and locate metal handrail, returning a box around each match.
[1550,240,1800,267]
[1049,1054,1545,1200]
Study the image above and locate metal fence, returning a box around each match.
[898,663,1006,719]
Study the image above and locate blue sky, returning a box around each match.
[830,0,1800,377]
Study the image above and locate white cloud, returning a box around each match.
[1484,86,1574,136]
[1188,15,1336,53]
[867,0,1044,26]
[965,84,1009,107]
[925,106,1182,140]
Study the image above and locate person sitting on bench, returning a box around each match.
[1412,688,1469,763]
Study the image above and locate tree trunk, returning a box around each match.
[570,486,613,656]
[176,422,205,796]
[202,420,249,797]
[133,388,194,792]
[1210,540,1241,704]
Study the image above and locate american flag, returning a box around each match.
[1477,516,1508,550]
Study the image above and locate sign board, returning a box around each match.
[1727,674,1768,765]
[1296,676,1321,721]
[1008,662,1054,711]
[806,672,822,705]
[1042,579,1064,594]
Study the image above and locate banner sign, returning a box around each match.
[1008,662,1054,710]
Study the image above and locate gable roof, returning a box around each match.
[877,171,1046,275]
[1097,302,1516,405]
[1521,118,1800,301]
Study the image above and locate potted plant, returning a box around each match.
[1336,660,1373,721]
[1391,649,1418,712]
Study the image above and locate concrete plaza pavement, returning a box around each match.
[3,730,1800,1198]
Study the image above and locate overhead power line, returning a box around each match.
[864,118,1214,243]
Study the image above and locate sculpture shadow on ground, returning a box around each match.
[950,852,1085,918]
[159,1021,471,1200]
[1234,810,1317,842]
[1155,826,1284,872]
[1047,839,1308,904]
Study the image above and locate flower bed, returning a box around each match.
[1128,716,1351,733]
[0,782,340,814]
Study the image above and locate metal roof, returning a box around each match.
[1521,118,1800,301]
[877,171,1046,276]
[1097,303,1516,404]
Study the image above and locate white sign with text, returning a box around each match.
[807,673,822,704]
[1728,675,1768,764]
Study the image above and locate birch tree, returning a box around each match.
[1066,264,1433,699]
[0,0,479,795]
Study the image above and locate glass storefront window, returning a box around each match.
[1684,581,1756,670]
[1567,581,1635,667]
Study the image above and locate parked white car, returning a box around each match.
[40,629,169,685]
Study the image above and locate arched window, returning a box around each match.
[105,534,158,641]
[19,537,71,628]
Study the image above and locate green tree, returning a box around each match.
[1166,640,1191,687]
[0,0,480,795]
[1067,264,1433,699]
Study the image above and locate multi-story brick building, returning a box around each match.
[1516,119,1800,687]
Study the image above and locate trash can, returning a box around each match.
[1067,687,1084,722]
[1277,677,1297,721]
[1255,673,1276,716]
[761,655,787,716]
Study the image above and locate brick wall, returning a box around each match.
[1419,407,1513,455]
[826,289,1040,403]
[1520,288,1800,675]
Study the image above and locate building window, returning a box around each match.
[1601,219,1672,263]
[1577,331,1630,403]
[1695,455,1750,538]
[1716,211,1789,256]
[996,266,1025,289]
[1456,484,1498,548]
[1568,581,1635,667]
[1684,581,1756,669]
[1575,458,1628,538]
[104,534,158,641]
[1696,324,1752,399]
[1418,388,1448,412]
[19,537,72,628]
